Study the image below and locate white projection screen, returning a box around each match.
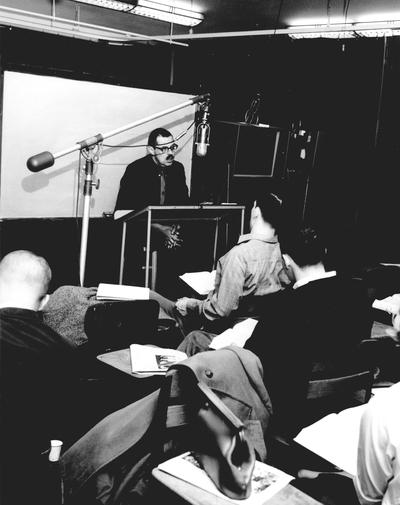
[0,71,195,218]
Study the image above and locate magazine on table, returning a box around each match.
[96,283,150,301]
[157,451,294,505]
[130,344,187,374]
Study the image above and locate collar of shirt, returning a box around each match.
[237,233,278,245]
[293,270,337,290]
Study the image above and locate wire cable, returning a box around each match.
[102,120,195,148]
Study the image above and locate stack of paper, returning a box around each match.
[96,283,150,301]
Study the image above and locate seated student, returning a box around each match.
[150,192,292,354]
[354,381,400,505]
[246,226,373,436]
[0,250,81,505]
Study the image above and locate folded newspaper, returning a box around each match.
[130,344,187,374]
[157,452,293,505]
[97,283,150,301]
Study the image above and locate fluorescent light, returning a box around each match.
[355,28,393,38]
[134,1,203,27]
[289,31,355,39]
[288,23,355,39]
[288,19,400,39]
[74,0,204,27]
[76,0,136,12]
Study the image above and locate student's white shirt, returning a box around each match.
[354,382,400,505]
[292,270,336,290]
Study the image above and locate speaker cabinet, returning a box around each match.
[191,120,287,207]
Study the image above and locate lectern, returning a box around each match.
[114,205,245,288]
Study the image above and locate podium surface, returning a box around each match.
[115,205,245,287]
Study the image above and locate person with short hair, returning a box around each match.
[114,127,190,249]
[247,226,373,435]
[114,127,192,297]
[0,250,78,505]
[155,192,291,354]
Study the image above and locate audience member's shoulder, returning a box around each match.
[45,285,97,312]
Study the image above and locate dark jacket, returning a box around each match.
[114,155,190,212]
[60,347,272,505]
[247,275,373,435]
[0,307,79,505]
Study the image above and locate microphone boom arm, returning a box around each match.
[27,93,210,172]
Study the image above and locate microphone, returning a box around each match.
[27,151,55,172]
[195,100,211,157]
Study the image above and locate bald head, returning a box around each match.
[0,250,52,310]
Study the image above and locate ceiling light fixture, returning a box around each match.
[289,29,355,40]
[287,15,400,39]
[288,21,400,39]
[74,0,204,27]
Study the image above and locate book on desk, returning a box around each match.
[129,344,187,374]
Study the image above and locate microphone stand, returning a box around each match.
[27,93,210,287]
[79,145,101,286]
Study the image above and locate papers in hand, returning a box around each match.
[97,283,150,301]
[157,452,293,505]
[209,318,258,350]
[130,344,187,374]
[372,293,400,315]
[179,271,216,296]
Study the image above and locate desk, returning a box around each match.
[115,205,245,287]
[152,468,322,505]
[97,348,158,378]
[97,348,163,404]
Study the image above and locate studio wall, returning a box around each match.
[0,71,195,218]
[0,26,399,285]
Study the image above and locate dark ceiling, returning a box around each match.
[1,0,400,41]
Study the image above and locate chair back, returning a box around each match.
[304,370,374,426]
[84,299,159,354]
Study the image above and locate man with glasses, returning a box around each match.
[115,127,189,229]
[115,128,191,295]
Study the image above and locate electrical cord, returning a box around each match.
[102,120,195,149]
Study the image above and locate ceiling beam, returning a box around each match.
[0,5,188,46]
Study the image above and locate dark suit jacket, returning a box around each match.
[114,155,190,212]
[246,275,373,434]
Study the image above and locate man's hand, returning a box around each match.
[152,223,182,249]
[176,297,200,316]
[165,224,182,249]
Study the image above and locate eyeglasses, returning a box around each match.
[154,143,178,154]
